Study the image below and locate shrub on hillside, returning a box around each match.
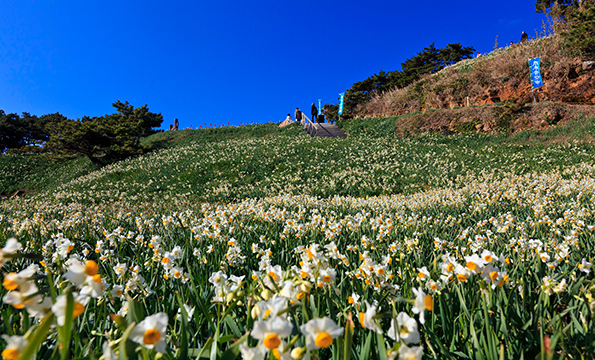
[562,2,595,58]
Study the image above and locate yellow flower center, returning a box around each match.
[300,271,308,279]
[1,348,20,360]
[358,312,366,328]
[430,283,437,290]
[425,294,433,311]
[457,274,467,282]
[348,296,354,304]
[466,262,477,271]
[268,271,277,281]
[315,331,333,348]
[263,333,281,349]
[323,275,331,283]
[162,257,169,264]
[446,263,454,272]
[143,328,162,345]
[12,303,25,310]
[85,261,99,276]
[484,255,493,262]
[93,274,102,284]
[73,302,85,318]
[490,271,499,281]
[297,292,305,300]
[2,275,18,291]
[418,272,425,279]
[263,309,271,319]
[378,268,385,275]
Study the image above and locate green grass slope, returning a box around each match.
[3,117,595,208]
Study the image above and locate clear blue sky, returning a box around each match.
[1,1,547,129]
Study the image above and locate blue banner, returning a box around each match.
[338,93,345,115]
[318,99,322,115]
[529,57,543,88]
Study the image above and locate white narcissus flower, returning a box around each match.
[387,312,420,344]
[579,258,593,273]
[64,259,104,297]
[416,266,430,281]
[300,317,344,350]
[3,281,42,310]
[2,265,37,291]
[348,292,360,307]
[398,345,423,360]
[1,334,27,360]
[251,316,293,350]
[239,344,265,360]
[51,292,90,326]
[254,295,288,321]
[99,341,116,360]
[110,285,125,298]
[412,287,433,325]
[130,313,168,353]
[0,238,21,267]
[464,254,486,274]
[358,301,383,334]
[270,341,292,360]
[176,304,195,322]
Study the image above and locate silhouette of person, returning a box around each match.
[295,108,302,123]
[520,31,528,43]
[311,103,318,123]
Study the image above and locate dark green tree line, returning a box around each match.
[1,101,163,165]
[336,42,475,115]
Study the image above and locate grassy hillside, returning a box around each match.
[358,35,595,130]
[0,122,301,198]
[3,116,595,207]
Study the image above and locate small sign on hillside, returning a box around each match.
[529,57,543,88]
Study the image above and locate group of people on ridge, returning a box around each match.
[284,103,324,124]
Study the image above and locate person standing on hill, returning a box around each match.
[311,103,318,123]
[520,31,528,43]
[295,108,303,124]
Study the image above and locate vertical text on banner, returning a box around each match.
[528,57,543,88]
[338,93,345,115]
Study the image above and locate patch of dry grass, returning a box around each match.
[363,35,585,117]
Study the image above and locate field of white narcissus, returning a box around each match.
[2,130,595,359]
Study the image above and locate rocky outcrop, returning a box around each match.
[395,103,595,135]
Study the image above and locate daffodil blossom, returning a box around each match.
[251,316,293,350]
[387,312,420,344]
[1,335,27,360]
[411,287,433,325]
[51,292,90,326]
[358,300,383,334]
[398,345,423,360]
[300,317,344,350]
[129,312,168,353]
[0,238,21,267]
[239,344,265,360]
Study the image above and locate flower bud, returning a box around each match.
[300,281,312,293]
[225,293,235,304]
[261,289,273,300]
[251,305,261,319]
[290,346,306,359]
